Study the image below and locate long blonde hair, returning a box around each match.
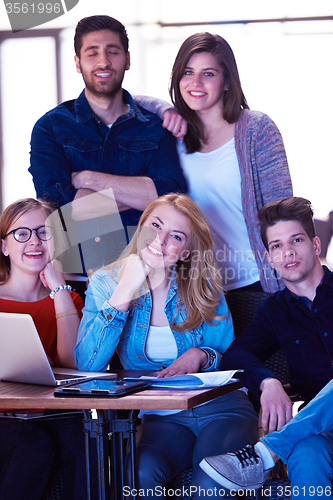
[103,194,224,332]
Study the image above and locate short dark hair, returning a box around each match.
[169,32,249,154]
[74,15,129,57]
[258,197,316,250]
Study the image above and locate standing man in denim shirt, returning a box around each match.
[29,15,187,277]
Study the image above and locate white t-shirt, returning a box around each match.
[140,323,246,418]
[140,324,180,417]
[145,325,177,364]
[179,138,259,290]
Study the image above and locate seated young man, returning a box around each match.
[199,197,333,496]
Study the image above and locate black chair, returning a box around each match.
[225,290,289,385]
[225,290,272,338]
[41,467,66,500]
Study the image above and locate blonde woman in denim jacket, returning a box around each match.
[75,194,258,499]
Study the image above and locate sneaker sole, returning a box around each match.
[199,458,264,491]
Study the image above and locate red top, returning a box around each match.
[0,292,84,366]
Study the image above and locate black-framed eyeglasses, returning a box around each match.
[3,226,54,243]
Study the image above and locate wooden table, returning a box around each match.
[0,376,241,500]
[0,378,241,411]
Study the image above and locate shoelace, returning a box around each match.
[233,444,260,468]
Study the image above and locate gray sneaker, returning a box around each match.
[199,444,270,491]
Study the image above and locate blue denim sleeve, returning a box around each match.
[74,272,129,372]
[29,114,77,206]
[220,302,281,396]
[133,96,187,195]
[146,131,188,197]
[200,294,235,371]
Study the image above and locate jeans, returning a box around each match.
[132,390,258,499]
[0,412,88,500]
[262,379,333,499]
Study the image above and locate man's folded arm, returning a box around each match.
[72,171,158,212]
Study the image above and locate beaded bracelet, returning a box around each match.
[50,284,72,299]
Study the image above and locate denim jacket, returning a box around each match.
[29,90,187,274]
[75,269,234,372]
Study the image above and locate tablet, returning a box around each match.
[54,378,151,397]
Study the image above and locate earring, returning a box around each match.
[3,252,8,256]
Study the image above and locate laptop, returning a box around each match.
[0,312,116,386]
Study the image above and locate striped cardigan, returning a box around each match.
[235,109,293,292]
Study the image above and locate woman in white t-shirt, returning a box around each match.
[165,32,293,293]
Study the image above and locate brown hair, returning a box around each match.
[0,198,55,284]
[104,194,224,332]
[258,197,316,250]
[74,15,129,57]
[169,32,249,153]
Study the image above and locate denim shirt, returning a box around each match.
[29,90,187,274]
[75,269,234,372]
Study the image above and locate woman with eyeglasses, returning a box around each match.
[0,198,87,500]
